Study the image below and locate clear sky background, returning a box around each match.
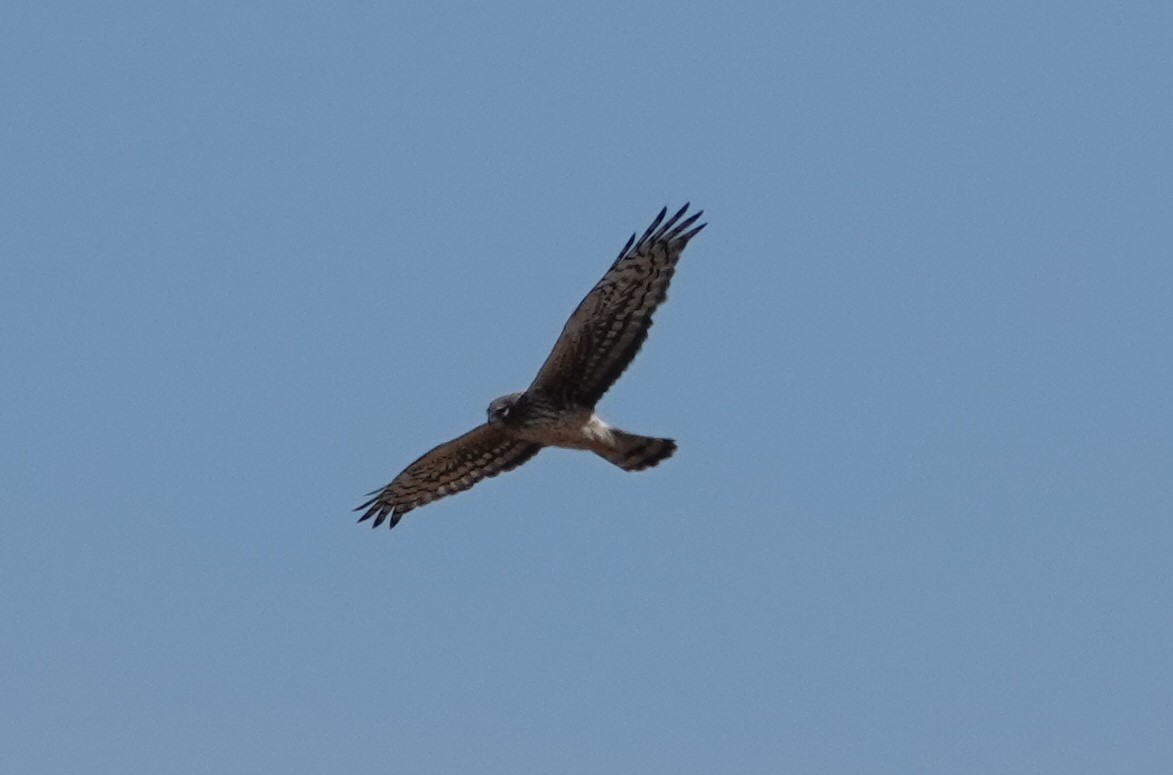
[3,2,1171,773]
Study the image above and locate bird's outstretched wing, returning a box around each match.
[355,424,542,529]
[528,204,705,407]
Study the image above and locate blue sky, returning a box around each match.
[3,2,1171,772]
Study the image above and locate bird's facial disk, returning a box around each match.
[487,394,520,425]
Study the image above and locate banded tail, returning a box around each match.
[598,429,677,471]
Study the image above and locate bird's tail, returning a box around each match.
[598,429,677,472]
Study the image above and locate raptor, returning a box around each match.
[356,204,705,529]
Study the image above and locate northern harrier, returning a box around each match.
[356,204,705,529]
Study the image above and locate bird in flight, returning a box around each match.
[356,203,705,529]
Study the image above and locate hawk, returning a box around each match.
[356,203,705,529]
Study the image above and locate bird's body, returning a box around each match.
[356,204,705,529]
[486,391,675,469]
[489,392,600,449]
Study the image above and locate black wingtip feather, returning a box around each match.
[666,210,704,240]
[355,490,400,529]
[639,207,668,243]
[372,507,393,528]
[355,502,403,529]
[681,222,706,244]
[615,232,636,263]
[648,203,693,242]
[622,204,702,254]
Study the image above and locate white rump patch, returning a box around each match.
[583,414,614,442]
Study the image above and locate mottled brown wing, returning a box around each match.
[528,204,705,407]
[355,424,542,529]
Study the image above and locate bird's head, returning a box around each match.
[487,392,524,426]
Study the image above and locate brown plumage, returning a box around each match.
[356,204,705,529]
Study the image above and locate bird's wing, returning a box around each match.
[355,424,542,529]
[528,204,705,407]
